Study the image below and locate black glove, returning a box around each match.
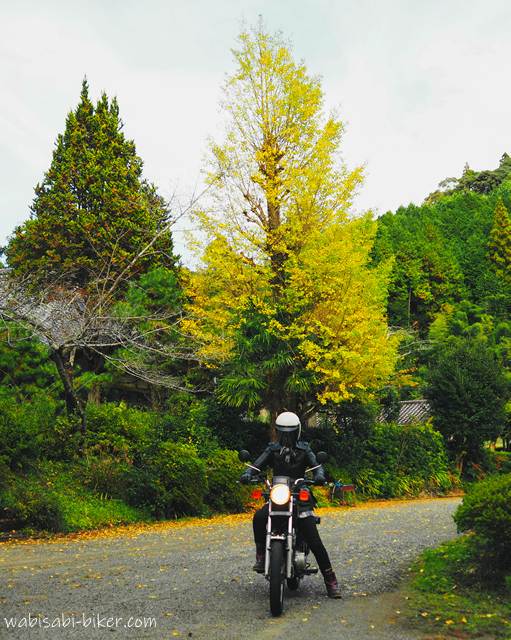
[314,473,327,485]
[239,472,252,484]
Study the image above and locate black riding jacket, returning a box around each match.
[240,441,326,513]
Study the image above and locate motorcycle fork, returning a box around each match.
[265,497,295,579]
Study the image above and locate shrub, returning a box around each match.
[461,448,498,482]
[207,402,270,453]
[324,463,352,485]
[132,442,208,518]
[0,459,12,491]
[77,455,132,500]
[492,450,511,474]
[307,398,377,467]
[84,402,157,461]
[352,468,385,498]
[351,421,455,498]
[159,394,220,457]
[308,402,456,499]
[0,390,60,470]
[1,478,64,532]
[364,421,450,478]
[454,473,511,580]
[0,462,145,533]
[58,491,144,532]
[205,449,249,513]
[48,413,83,460]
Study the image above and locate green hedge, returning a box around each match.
[204,449,249,513]
[1,392,459,533]
[454,473,511,581]
[314,420,456,499]
[84,402,157,460]
[0,462,145,533]
[354,421,455,498]
[0,391,61,470]
[1,478,64,532]
[125,441,208,518]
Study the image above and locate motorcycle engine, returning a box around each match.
[294,550,307,574]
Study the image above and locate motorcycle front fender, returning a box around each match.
[265,497,295,579]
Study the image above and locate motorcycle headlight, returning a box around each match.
[270,483,291,505]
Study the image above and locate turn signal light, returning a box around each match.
[298,489,310,501]
[251,489,262,500]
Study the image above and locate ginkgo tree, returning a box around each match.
[185,26,399,433]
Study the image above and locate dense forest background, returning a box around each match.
[0,30,510,535]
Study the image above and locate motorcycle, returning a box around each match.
[239,449,328,617]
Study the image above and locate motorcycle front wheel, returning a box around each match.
[269,539,285,616]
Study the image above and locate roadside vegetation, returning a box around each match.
[405,473,511,638]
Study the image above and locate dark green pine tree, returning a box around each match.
[6,79,176,289]
[489,198,511,284]
[494,152,511,183]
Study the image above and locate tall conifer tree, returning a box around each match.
[489,198,511,284]
[3,81,180,436]
[7,79,176,289]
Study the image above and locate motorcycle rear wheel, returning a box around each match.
[269,540,285,616]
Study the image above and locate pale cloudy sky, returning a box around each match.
[2,0,511,262]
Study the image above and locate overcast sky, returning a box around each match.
[2,0,511,263]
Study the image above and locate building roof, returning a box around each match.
[379,399,431,425]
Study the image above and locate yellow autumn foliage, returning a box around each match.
[184,26,399,405]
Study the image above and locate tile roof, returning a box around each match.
[379,399,431,425]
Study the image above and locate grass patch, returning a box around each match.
[46,463,151,532]
[57,489,148,532]
[405,537,511,638]
[1,462,150,534]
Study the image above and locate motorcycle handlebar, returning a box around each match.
[296,478,326,486]
[239,476,325,487]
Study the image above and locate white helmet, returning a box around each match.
[275,411,301,446]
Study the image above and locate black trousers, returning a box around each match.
[252,503,332,572]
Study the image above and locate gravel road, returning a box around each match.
[0,497,461,640]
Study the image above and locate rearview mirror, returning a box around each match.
[238,449,251,462]
[316,451,328,464]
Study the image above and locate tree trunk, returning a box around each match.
[88,383,101,405]
[50,348,87,436]
[407,287,412,328]
[263,159,289,441]
[267,390,281,442]
[266,197,288,296]
[150,385,164,411]
[84,351,104,405]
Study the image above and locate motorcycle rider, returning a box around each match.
[240,411,342,599]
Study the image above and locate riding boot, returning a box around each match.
[322,567,342,598]
[253,544,265,573]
